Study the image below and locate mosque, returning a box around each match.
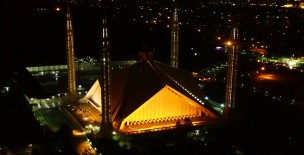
[65,2,221,135]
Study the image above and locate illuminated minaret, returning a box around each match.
[170,3,179,68]
[66,1,77,102]
[223,24,239,118]
[100,15,112,138]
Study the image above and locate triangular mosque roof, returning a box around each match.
[84,60,219,121]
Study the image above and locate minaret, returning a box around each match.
[170,3,179,68]
[66,1,77,102]
[223,24,239,118]
[100,15,112,138]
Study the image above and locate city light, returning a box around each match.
[226,41,233,46]
[55,7,61,12]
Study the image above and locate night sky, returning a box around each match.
[2,0,216,69]
[3,0,304,69]
[3,1,34,66]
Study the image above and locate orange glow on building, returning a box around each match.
[72,130,84,136]
[119,85,217,132]
[83,81,218,134]
[250,48,267,55]
[300,2,304,9]
[256,74,277,80]
[283,4,293,8]
[81,61,220,134]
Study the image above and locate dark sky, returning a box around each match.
[2,0,140,67]
[2,0,66,67]
[2,0,35,66]
[2,0,165,67]
[4,0,300,69]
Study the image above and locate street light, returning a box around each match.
[226,41,233,46]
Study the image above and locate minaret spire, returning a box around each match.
[223,18,239,118]
[66,0,77,102]
[100,11,112,138]
[170,2,179,68]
